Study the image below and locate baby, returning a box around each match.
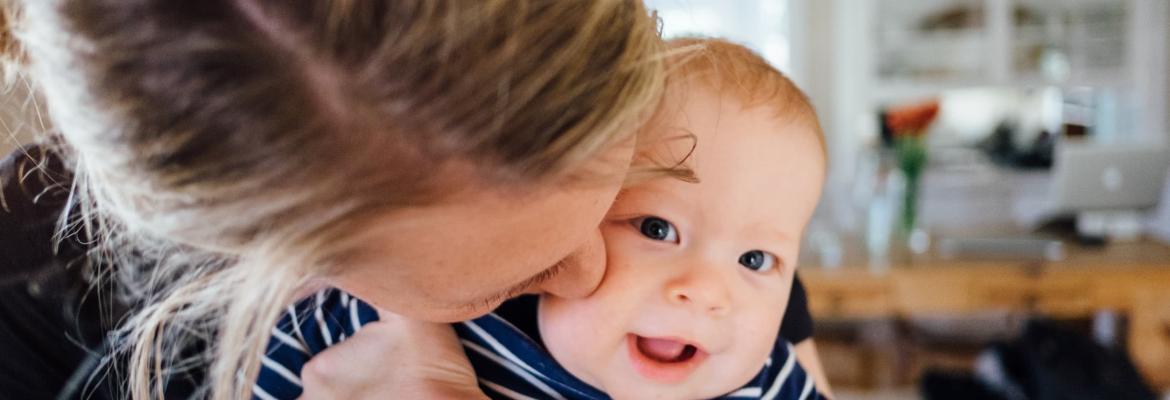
[453,38,826,399]
[256,38,827,400]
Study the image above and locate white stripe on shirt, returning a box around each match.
[487,312,539,342]
[261,355,303,387]
[286,305,308,349]
[799,374,815,400]
[269,327,309,355]
[462,320,553,381]
[726,387,764,398]
[461,340,566,400]
[252,384,278,400]
[349,298,362,333]
[480,378,543,400]
[762,344,797,400]
[725,385,762,397]
[315,291,333,347]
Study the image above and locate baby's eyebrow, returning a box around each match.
[616,185,692,208]
[746,224,796,247]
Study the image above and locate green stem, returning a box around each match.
[902,171,919,233]
[896,135,926,234]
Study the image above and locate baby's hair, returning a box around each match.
[667,37,826,152]
[624,37,825,187]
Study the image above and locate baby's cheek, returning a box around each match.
[537,297,610,387]
[737,304,786,369]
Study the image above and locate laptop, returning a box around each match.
[1050,141,1170,213]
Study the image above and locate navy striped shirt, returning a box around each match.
[255,289,820,400]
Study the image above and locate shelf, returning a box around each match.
[872,71,1130,104]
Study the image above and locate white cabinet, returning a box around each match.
[870,0,1153,103]
[790,0,1166,191]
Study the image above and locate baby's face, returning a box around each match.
[538,87,826,399]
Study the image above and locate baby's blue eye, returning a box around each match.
[739,250,777,272]
[635,216,678,243]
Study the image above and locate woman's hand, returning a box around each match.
[298,311,486,399]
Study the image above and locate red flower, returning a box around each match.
[886,99,940,137]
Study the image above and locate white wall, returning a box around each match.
[1152,2,1170,242]
[788,0,875,232]
[643,0,791,72]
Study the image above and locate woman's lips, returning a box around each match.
[626,334,708,383]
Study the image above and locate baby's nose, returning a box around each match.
[665,269,731,318]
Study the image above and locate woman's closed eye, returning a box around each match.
[632,216,679,243]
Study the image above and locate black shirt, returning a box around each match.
[0,146,121,399]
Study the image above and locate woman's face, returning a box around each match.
[333,139,635,322]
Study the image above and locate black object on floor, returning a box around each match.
[921,319,1158,400]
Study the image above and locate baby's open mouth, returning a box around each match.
[626,334,709,383]
[636,336,699,363]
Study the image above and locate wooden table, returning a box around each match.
[800,238,1170,387]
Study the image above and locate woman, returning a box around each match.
[0,1,831,398]
[4,0,662,397]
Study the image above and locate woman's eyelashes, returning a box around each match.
[738,250,779,273]
[633,216,679,243]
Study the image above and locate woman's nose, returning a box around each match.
[536,228,607,299]
[665,263,731,318]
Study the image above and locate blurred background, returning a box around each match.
[1,1,1167,398]
[645,0,1169,399]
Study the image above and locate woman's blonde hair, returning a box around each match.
[1,0,665,398]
